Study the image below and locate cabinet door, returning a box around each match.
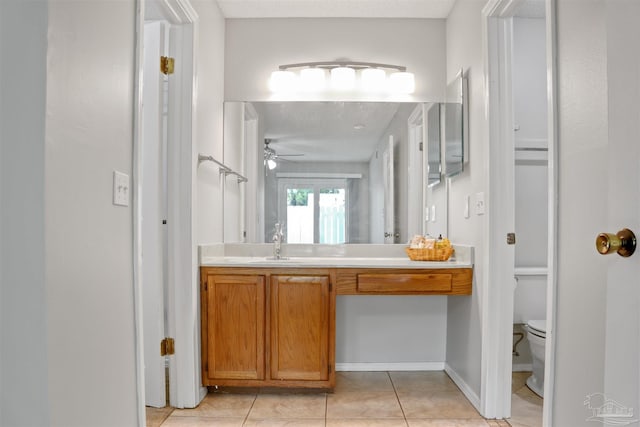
[204,274,265,381]
[270,275,332,381]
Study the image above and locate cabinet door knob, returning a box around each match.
[595,228,636,257]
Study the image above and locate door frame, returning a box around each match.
[133,0,201,420]
[480,0,558,422]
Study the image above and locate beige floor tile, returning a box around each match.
[486,420,511,427]
[509,393,542,427]
[248,393,327,419]
[514,386,543,407]
[511,372,531,394]
[170,393,256,418]
[327,419,409,426]
[389,371,460,393]
[407,420,490,427]
[244,419,325,426]
[398,391,481,419]
[335,371,395,392]
[327,391,404,419]
[147,406,174,427]
[160,415,245,427]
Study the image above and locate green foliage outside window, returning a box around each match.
[287,189,310,206]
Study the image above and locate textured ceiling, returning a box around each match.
[254,102,411,163]
[216,0,457,19]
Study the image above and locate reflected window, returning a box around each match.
[279,179,348,244]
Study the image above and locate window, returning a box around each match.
[278,179,348,244]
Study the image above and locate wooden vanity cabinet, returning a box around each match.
[270,275,332,382]
[201,274,266,382]
[200,268,336,389]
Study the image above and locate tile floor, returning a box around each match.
[509,372,543,427]
[147,371,514,427]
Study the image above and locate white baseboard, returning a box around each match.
[512,363,532,372]
[445,363,481,411]
[336,362,445,372]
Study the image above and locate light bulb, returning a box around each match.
[360,68,387,92]
[267,159,277,170]
[389,71,415,94]
[300,68,326,91]
[330,67,356,90]
[269,70,298,93]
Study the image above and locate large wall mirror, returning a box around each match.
[222,100,453,244]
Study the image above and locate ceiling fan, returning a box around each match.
[264,139,303,169]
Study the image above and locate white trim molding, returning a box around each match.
[542,1,559,426]
[133,0,202,416]
[445,363,481,412]
[480,0,558,423]
[481,0,517,419]
[336,362,445,372]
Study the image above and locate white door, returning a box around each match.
[598,1,639,421]
[142,21,169,408]
[383,136,395,243]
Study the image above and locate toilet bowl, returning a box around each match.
[526,319,546,398]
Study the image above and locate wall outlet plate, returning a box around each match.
[113,171,130,207]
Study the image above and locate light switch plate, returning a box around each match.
[475,192,485,215]
[113,171,130,207]
[431,205,436,222]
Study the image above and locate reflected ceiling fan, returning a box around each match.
[264,138,304,169]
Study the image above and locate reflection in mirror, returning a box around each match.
[222,101,453,244]
[426,103,441,188]
[444,69,467,177]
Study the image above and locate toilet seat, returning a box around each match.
[527,320,546,339]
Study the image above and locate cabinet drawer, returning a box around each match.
[357,273,452,293]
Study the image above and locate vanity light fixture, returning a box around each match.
[269,61,416,94]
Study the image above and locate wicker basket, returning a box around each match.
[405,246,454,261]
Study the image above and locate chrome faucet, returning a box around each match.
[272,223,284,259]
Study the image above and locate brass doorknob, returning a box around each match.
[595,228,636,257]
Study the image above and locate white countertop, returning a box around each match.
[199,244,473,269]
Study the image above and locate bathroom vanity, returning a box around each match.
[199,244,473,390]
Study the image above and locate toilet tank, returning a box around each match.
[513,268,547,323]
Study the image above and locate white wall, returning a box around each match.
[513,17,548,269]
[195,0,226,244]
[336,296,447,366]
[222,101,244,242]
[224,18,446,102]
[44,2,139,424]
[0,1,50,425]
[443,0,488,401]
[512,17,548,331]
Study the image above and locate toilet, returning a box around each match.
[526,319,546,398]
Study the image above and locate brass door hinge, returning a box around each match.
[161,56,175,75]
[161,337,175,356]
